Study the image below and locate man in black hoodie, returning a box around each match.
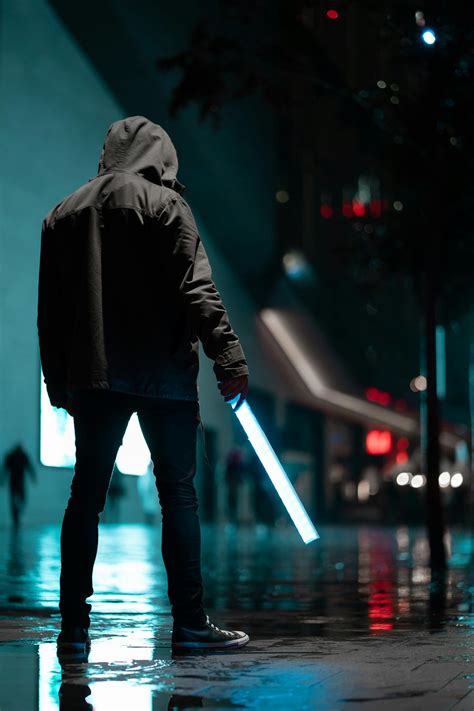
[37,116,250,652]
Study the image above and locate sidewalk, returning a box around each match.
[0,523,472,710]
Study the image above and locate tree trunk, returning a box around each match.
[420,263,447,569]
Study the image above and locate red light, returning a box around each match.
[326,9,339,19]
[397,437,409,450]
[353,200,366,217]
[342,201,354,218]
[378,391,391,406]
[320,203,333,219]
[366,430,393,455]
[366,387,392,406]
[368,579,394,633]
[396,452,409,464]
[370,199,382,218]
[395,399,407,412]
[370,623,394,631]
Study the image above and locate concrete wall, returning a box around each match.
[0,0,278,525]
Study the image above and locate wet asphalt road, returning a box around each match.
[0,522,472,710]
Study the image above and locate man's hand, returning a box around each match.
[218,375,249,411]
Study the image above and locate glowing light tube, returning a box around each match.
[229,397,320,544]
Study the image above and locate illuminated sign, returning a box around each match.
[40,377,75,468]
[366,429,393,455]
[40,370,150,474]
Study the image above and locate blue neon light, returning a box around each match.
[229,398,319,544]
[422,29,436,45]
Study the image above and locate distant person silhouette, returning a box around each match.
[37,116,250,653]
[225,447,245,524]
[3,443,36,528]
[249,450,277,525]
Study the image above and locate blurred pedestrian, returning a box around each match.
[249,450,277,525]
[225,447,245,523]
[3,443,36,528]
[37,116,250,652]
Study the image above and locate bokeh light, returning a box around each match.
[422,29,436,45]
[439,471,451,488]
[276,189,289,203]
[450,473,463,488]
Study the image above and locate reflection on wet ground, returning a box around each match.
[0,523,472,709]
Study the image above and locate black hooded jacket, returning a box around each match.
[37,116,248,407]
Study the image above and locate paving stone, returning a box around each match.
[0,523,472,710]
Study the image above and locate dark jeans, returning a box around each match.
[59,389,206,629]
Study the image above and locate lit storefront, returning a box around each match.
[258,308,470,525]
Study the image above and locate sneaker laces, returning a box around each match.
[209,620,232,637]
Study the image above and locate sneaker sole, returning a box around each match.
[172,633,250,650]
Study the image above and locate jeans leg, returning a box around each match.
[137,399,206,627]
[59,390,132,628]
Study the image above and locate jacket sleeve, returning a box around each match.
[37,219,68,407]
[158,194,249,380]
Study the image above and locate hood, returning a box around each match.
[96,115,185,193]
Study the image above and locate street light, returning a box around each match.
[422,29,437,45]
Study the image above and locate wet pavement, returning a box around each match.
[0,522,472,710]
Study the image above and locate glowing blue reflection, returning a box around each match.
[229,398,319,544]
[38,641,154,710]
